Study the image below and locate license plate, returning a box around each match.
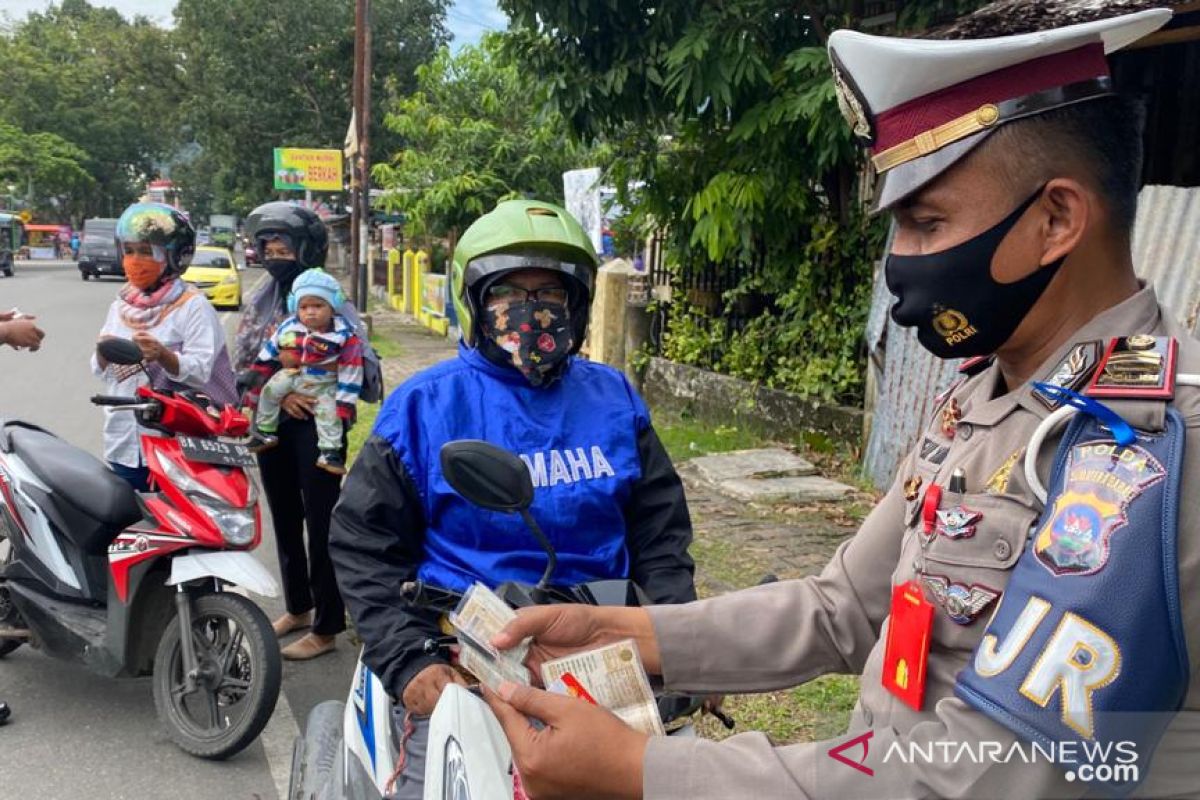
[177,435,256,467]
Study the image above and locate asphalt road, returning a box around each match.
[0,260,361,799]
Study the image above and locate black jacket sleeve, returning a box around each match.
[624,424,697,605]
[329,434,445,701]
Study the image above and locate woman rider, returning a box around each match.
[329,199,697,797]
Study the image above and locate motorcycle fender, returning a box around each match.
[425,684,512,800]
[343,655,396,794]
[167,551,280,597]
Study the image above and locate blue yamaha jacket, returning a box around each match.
[330,345,696,699]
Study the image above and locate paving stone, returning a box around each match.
[690,448,817,483]
[718,475,855,503]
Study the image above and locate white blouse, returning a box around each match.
[90,291,228,467]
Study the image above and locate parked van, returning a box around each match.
[78,218,121,280]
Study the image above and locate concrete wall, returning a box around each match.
[642,356,864,445]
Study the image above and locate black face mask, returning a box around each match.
[479,300,574,387]
[264,258,303,289]
[885,187,1065,359]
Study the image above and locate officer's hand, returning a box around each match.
[484,682,647,800]
[402,663,467,716]
[1,319,45,350]
[492,605,660,679]
[281,392,318,419]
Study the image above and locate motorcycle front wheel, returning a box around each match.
[153,591,282,759]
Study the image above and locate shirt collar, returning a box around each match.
[962,283,1163,427]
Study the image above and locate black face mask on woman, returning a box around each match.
[264,257,303,285]
[885,187,1065,359]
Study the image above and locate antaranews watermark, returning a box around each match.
[881,738,1140,784]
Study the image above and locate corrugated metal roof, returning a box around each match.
[863,184,1200,489]
[929,0,1189,39]
[1132,184,1200,334]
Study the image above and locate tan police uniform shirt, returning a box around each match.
[642,284,1200,799]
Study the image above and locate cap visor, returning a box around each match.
[872,129,995,212]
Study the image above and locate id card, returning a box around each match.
[882,580,934,711]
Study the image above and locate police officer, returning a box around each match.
[1,307,46,725]
[328,198,697,797]
[480,9,1200,799]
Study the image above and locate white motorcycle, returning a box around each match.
[289,440,724,800]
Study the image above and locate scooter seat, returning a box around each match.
[7,425,142,551]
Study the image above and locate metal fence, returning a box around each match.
[646,232,767,362]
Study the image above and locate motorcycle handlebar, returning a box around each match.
[90,395,142,406]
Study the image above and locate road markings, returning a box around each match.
[261,686,302,800]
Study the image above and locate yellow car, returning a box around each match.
[183,246,242,310]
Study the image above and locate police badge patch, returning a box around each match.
[1033,440,1166,577]
[935,506,982,539]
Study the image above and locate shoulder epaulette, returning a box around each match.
[1085,335,1177,401]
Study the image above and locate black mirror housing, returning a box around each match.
[97,337,144,366]
[440,440,533,513]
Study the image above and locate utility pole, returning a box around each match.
[350,0,366,309]
[349,0,372,312]
[360,0,372,312]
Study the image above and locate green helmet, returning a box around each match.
[452,199,598,349]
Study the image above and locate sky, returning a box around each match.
[1,0,506,48]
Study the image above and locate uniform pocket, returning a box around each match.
[922,492,1038,571]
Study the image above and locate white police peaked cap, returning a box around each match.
[827,8,1171,210]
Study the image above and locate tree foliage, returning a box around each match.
[173,0,450,217]
[0,0,181,219]
[0,123,95,215]
[371,35,588,236]
[499,0,988,402]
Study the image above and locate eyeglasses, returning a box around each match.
[485,284,569,305]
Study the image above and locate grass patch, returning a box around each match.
[347,400,381,466]
[695,675,860,744]
[655,415,765,462]
[369,332,405,360]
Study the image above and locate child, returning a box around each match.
[246,268,362,475]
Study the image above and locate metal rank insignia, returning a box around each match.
[941,398,963,439]
[1085,335,1177,400]
[919,437,949,466]
[919,574,1001,625]
[1033,341,1101,410]
[934,505,982,539]
[904,475,923,502]
[830,49,874,145]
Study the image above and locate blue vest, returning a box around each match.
[373,345,646,592]
[956,409,1188,793]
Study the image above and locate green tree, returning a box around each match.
[498,1,988,402]
[0,0,184,220]
[173,0,451,215]
[371,35,588,237]
[0,122,95,219]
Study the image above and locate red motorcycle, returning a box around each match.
[0,338,281,759]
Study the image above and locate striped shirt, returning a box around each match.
[250,314,363,418]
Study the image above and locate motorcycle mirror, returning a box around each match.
[440,440,533,512]
[97,337,144,366]
[440,439,558,590]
